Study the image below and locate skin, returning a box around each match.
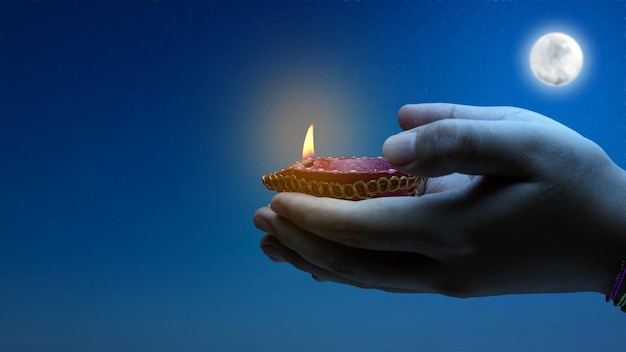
[253,103,626,298]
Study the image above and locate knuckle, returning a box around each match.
[329,217,364,246]
[444,123,479,161]
[433,270,475,298]
[428,249,479,298]
[419,121,479,167]
[438,283,474,298]
[327,255,354,276]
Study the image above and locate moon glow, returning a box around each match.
[529,32,583,86]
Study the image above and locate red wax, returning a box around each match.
[262,156,424,200]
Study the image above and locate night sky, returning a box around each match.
[2,1,626,351]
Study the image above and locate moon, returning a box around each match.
[529,32,583,86]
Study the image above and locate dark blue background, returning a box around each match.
[2,1,626,351]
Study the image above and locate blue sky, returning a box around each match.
[1,1,626,351]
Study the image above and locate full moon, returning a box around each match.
[529,32,583,86]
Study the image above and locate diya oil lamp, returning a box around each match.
[262,124,425,200]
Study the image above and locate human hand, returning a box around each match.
[253,103,626,297]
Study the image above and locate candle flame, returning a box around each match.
[302,124,315,159]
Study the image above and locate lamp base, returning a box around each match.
[262,157,425,200]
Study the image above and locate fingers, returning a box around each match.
[261,235,356,285]
[263,216,437,293]
[388,103,566,177]
[260,234,418,292]
[267,192,470,257]
[397,103,546,130]
[384,117,539,178]
[269,193,413,251]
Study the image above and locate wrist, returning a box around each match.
[593,164,626,296]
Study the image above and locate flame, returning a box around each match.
[302,124,315,159]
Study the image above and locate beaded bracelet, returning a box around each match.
[606,256,626,311]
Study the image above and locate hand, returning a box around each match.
[253,103,626,297]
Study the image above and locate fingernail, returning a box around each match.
[261,243,285,263]
[253,211,274,234]
[382,133,415,167]
[269,198,285,217]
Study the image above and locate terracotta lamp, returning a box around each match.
[262,125,425,200]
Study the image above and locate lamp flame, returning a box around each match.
[302,124,315,160]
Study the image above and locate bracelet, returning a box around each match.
[606,256,626,311]
[615,292,626,307]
